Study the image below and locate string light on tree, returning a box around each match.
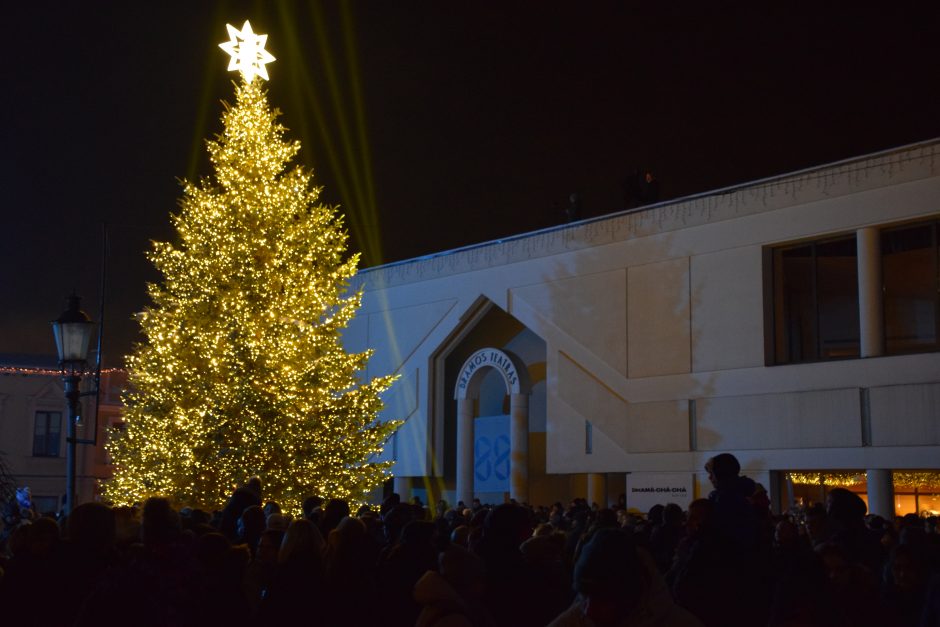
[103,23,400,513]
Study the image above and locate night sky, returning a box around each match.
[3,1,939,366]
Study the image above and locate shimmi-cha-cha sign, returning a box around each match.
[626,473,695,511]
[456,349,520,396]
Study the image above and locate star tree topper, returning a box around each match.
[219,20,276,82]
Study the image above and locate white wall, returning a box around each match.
[347,142,940,482]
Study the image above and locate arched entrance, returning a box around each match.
[454,348,531,504]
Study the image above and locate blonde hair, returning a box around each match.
[278,518,325,564]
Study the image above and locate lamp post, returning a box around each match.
[51,294,94,516]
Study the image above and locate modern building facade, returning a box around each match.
[347,140,940,517]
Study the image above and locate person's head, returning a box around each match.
[899,523,928,550]
[705,453,741,488]
[881,526,899,550]
[112,506,141,546]
[302,495,324,519]
[8,523,30,556]
[593,508,618,530]
[141,497,180,547]
[380,493,400,516]
[66,502,115,553]
[266,512,289,532]
[573,529,648,625]
[279,518,324,564]
[439,546,486,600]
[804,502,829,543]
[869,513,890,530]
[646,504,665,526]
[256,528,284,564]
[483,503,533,551]
[521,532,566,567]
[245,476,262,498]
[27,516,61,556]
[450,524,470,547]
[662,503,683,527]
[826,488,867,528]
[774,519,799,548]
[399,520,437,548]
[190,508,211,526]
[238,505,266,545]
[321,498,351,535]
[382,503,416,545]
[926,516,938,534]
[327,516,367,556]
[686,499,713,536]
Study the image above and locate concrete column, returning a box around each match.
[588,473,608,508]
[857,227,885,357]
[509,393,529,503]
[867,469,895,520]
[393,475,412,502]
[456,398,475,507]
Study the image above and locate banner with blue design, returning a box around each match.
[474,415,510,493]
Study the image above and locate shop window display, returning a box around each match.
[785,471,940,517]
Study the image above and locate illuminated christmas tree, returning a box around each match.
[103,22,399,512]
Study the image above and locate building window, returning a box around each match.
[772,234,860,364]
[585,421,593,455]
[883,220,939,354]
[33,411,62,457]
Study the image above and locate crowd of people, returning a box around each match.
[1,453,939,626]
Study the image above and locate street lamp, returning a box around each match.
[51,294,94,516]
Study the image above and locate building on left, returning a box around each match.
[0,355,125,514]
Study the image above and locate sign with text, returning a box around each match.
[474,414,510,493]
[626,472,694,512]
[456,348,521,397]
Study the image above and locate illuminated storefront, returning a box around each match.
[786,471,940,517]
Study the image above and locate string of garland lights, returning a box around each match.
[101,22,401,514]
[788,472,940,489]
[0,366,123,377]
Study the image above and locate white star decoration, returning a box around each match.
[219,21,276,82]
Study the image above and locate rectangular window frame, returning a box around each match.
[32,410,62,457]
[767,232,860,365]
[881,219,940,355]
